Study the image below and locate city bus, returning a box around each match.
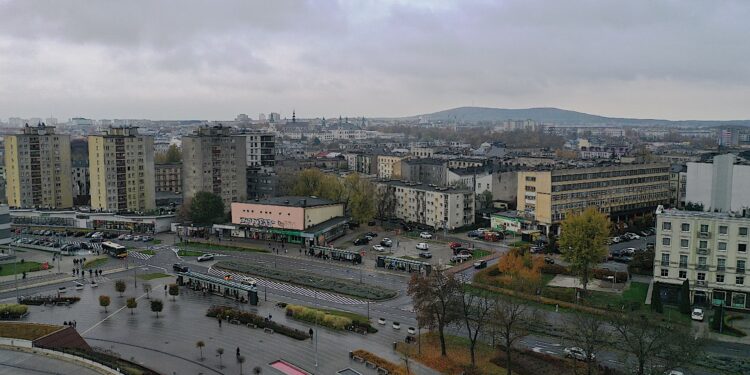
[102,241,128,258]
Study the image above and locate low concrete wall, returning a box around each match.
[0,337,33,347]
[0,342,120,375]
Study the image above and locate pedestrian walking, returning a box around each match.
[218,317,222,327]
[236,347,240,357]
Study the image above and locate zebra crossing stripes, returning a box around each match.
[127,250,153,260]
[207,268,367,305]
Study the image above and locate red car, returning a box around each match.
[449,242,463,249]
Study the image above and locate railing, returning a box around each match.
[738,268,746,274]
[660,261,670,267]
[696,264,709,271]
[717,266,726,272]
[698,232,711,239]
[697,248,709,255]
[696,280,707,287]
[679,263,688,269]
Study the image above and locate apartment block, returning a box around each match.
[686,154,750,212]
[378,180,474,230]
[4,124,73,208]
[89,127,155,212]
[653,208,750,310]
[182,125,247,210]
[155,163,182,194]
[517,163,670,234]
[244,131,276,167]
[377,154,405,179]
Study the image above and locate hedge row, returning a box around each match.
[206,305,310,340]
[469,283,606,315]
[285,305,376,333]
[352,349,406,375]
[592,269,628,283]
[0,304,28,318]
[216,261,397,300]
[18,296,80,306]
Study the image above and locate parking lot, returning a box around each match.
[11,228,155,254]
[337,227,492,267]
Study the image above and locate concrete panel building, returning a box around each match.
[378,180,474,230]
[686,154,750,212]
[155,163,182,194]
[4,124,73,208]
[653,208,750,310]
[182,125,247,210]
[400,158,448,187]
[377,154,405,179]
[244,131,276,167]
[517,163,670,234]
[89,127,155,212]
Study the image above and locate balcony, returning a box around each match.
[696,280,707,287]
[697,248,710,255]
[696,264,709,271]
[698,231,711,239]
[717,266,726,272]
[660,261,669,267]
[738,268,746,275]
[679,263,688,269]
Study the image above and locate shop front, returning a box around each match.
[712,289,750,311]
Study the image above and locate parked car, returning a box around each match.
[564,347,595,361]
[624,247,637,255]
[392,322,401,330]
[691,308,704,322]
[367,220,376,226]
[530,246,543,254]
[380,238,393,247]
[353,238,369,246]
[117,234,127,240]
[418,251,432,259]
[451,254,472,263]
[449,242,463,249]
[142,236,152,242]
[372,245,386,252]
[365,232,378,238]
[172,264,189,272]
[132,235,141,241]
[416,242,429,251]
[474,260,487,269]
[419,232,433,239]
[378,318,386,325]
[544,257,555,264]
[626,232,640,240]
[197,254,215,262]
[467,230,481,238]
[407,327,417,335]
[453,247,471,255]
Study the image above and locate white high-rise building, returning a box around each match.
[686,154,750,212]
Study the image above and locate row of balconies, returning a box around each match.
[664,260,746,274]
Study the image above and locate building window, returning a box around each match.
[662,237,671,246]
[719,225,728,235]
[679,270,687,279]
[698,272,706,281]
[737,276,745,285]
[718,242,727,251]
[718,258,726,271]
[681,223,690,232]
[660,269,669,277]
[739,244,747,253]
[662,222,672,231]
[699,240,708,249]
[700,224,709,233]
[679,255,688,268]
[661,253,670,266]
[740,227,748,236]
[738,260,746,274]
[716,274,725,283]
[680,239,689,248]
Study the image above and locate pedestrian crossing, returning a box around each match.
[207,267,367,305]
[68,241,103,251]
[127,250,153,260]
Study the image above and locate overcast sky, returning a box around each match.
[1,0,749,121]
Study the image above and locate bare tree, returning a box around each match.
[609,314,703,375]
[459,286,495,366]
[374,185,396,222]
[566,313,610,375]
[407,268,461,356]
[491,295,538,375]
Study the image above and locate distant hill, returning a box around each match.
[417,106,750,127]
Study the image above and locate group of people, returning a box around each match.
[73,268,104,277]
[63,320,77,328]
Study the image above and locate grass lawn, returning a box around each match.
[138,272,172,281]
[0,261,49,276]
[139,249,156,256]
[584,282,649,310]
[152,239,162,245]
[399,255,422,261]
[472,249,491,258]
[0,322,61,340]
[397,332,507,375]
[177,249,204,257]
[319,307,370,323]
[181,242,268,253]
[83,257,108,269]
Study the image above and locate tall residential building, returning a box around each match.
[4,124,73,208]
[377,154,405,179]
[155,163,182,194]
[71,160,91,206]
[244,132,275,167]
[182,125,247,210]
[653,208,750,310]
[517,163,670,234]
[89,127,155,212]
[686,154,750,212]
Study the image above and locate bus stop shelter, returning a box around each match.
[176,271,259,305]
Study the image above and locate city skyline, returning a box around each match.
[0,1,749,121]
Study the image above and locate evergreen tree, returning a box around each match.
[679,279,691,314]
[650,282,663,313]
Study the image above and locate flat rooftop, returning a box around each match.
[246,196,337,207]
[660,208,750,221]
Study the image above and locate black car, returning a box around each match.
[173,264,189,273]
[79,243,92,250]
[365,232,378,238]
[353,238,370,246]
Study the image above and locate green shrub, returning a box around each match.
[541,287,576,303]
[592,268,628,283]
[0,304,28,318]
[207,306,310,340]
[540,264,569,275]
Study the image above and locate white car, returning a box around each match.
[564,347,595,361]
[416,242,429,251]
[419,232,433,239]
[407,327,417,335]
[372,245,386,252]
[611,236,621,243]
[691,308,704,321]
[626,232,640,240]
[197,253,215,262]
[392,322,401,330]
[378,318,386,325]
